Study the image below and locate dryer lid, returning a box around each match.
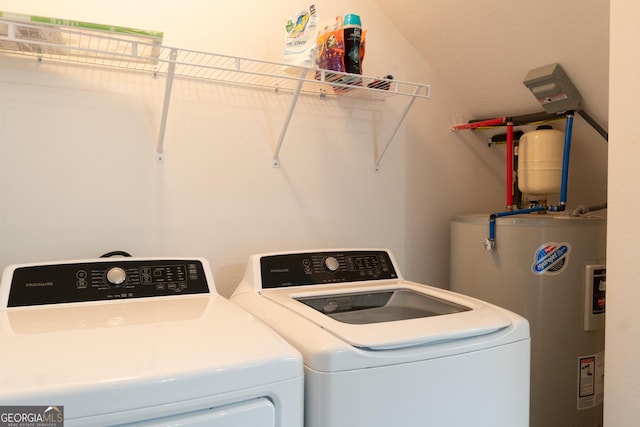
[262,282,514,350]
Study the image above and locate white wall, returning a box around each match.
[0,0,498,295]
[605,0,640,424]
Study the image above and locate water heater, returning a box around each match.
[450,213,605,427]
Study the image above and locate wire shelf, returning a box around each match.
[0,16,431,167]
[0,17,430,100]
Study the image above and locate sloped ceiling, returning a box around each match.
[373,0,610,127]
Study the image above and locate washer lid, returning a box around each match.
[295,287,471,324]
[261,282,513,350]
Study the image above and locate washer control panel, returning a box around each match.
[261,250,397,288]
[6,259,209,307]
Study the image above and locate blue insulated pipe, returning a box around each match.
[486,206,547,251]
[559,112,574,207]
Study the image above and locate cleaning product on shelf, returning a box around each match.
[316,16,345,82]
[283,4,318,71]
[367,75,393,90]
[342,13,362,84]
[0,11,163,59]
[315,13,366,90]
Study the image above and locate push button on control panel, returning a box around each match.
[106,267,127,286]
[76,270,88,289]
[324,256,340,272]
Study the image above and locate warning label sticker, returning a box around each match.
[578,351,604,410]
[532,242,571,275]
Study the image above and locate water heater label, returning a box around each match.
[578,351,604,410]
[531,242,571,275]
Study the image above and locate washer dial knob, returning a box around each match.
[106,267,127,286]
[324,256,340,272]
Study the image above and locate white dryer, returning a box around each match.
[231,249,531,427]
[0,257,303,426]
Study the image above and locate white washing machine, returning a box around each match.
[0,257,303,426]
[231,249,531,427]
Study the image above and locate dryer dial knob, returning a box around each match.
[324,257,340,272]
[106,267,127,286]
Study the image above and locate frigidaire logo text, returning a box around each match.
[25,282,54,288]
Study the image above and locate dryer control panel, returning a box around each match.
[5,259,210,307]
[261,250,398,288]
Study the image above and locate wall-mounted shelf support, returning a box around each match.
[157,48,177,161]
[375,85,422,172]
[273,67,308,168]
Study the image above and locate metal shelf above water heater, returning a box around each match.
[0,17,431,170]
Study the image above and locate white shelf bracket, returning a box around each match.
[156,48,178,161]
[272,67,308,167]
[374,85,421,172]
